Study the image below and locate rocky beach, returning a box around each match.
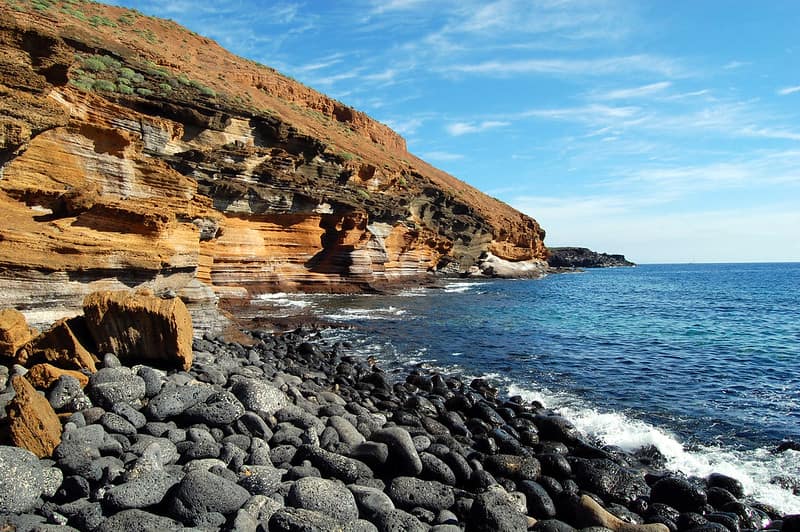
[0,289,795,531]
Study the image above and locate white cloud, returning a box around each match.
[778,85,800,96]
[446,120,510,136]
[444,55,684,78]
[594,81,672,100]
[421,151,464,161]
[510,195,800,263]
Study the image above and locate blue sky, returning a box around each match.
[107,0,800,263]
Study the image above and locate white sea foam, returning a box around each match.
[443,281,485,293]
[323,305,407,322]
[507,383,800,514]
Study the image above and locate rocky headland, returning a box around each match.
[0,0,547,336]
[547,248,636,269]
[0,290,793,531]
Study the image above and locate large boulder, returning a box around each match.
[83,289,193,370]
[0,446,44,513]
[6,375,63,457]
[25,363,89,389]
[0,308,36,360]
[30,317,98,373]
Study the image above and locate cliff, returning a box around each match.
[0,0,547,333]
[547,247,635,269]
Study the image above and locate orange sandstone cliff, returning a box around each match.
[0,0,547,333]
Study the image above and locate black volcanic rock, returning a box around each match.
[547,247,635,268]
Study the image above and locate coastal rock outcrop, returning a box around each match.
[0,1,547,334]
[83,289,193,370]
[547,247,635,268]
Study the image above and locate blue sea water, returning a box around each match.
[255,263,800,512]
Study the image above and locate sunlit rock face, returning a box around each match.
[0,3,547,334]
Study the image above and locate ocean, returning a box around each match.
[254,263,800,513]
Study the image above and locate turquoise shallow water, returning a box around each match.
[255,263,800,511]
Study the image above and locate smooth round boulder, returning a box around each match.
[373,508,428,532]
[465,485,529,532]
[230,377,289,414]
[168,469,250,524]
[371,427,423,476]
[287,477,359,523]
[87,367,146,409]
[651,476,708,512]
[94,509,181,532]
[269,507,344,532]
[387,477,455,512]
[0,446,43,513]
[707,473,745,499]
[348,484,396,521]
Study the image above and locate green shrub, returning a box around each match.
[118,67,137,79]
[176,74,192,86]
[98,55,122,69]
[88,15,117,28]
[31,0,55,12]
[198,85,216,97]
[68,78,94,92]
[117,84,134,95]
[135,87,154,96]
[81,56,106,72]
[117,12,137,25]
[92,79,116,92]
[158,82,173,93]
[117,76,131,86]
[61,5,86,20]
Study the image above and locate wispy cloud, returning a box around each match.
[444,55,684,78]
[723,60,749,70]
[778,85,800,96]
[446,120,510,136]
[421,151,464,161]
[594,81,672,100]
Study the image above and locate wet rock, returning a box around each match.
[485,453,541,481]
[535,415,581,444]
[570,458,650,506]
[0,445,44,513]
[465,485,528,532]
[573,495,670,532]
[518,480,556,519]
[650,476,708,512]
[707,473,745,499]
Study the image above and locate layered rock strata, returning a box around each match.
[0,1,548,334]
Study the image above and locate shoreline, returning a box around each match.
[1,321,792,530]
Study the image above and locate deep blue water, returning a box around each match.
[257,263,800,511]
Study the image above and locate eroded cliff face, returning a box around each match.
[0,1,547,333]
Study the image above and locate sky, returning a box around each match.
[106,0,800,263]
